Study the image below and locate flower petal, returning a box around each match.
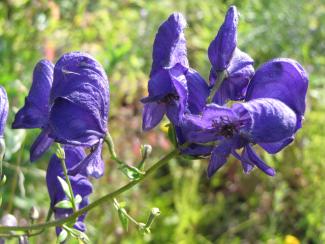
[30,129,54,162]
[150,13,188,77]
[211,48,254,104]
[81,140,104,178]
[259,136,294,154]
[186,68,209,114]
[12,60,53,129]
[233,98,297,144]
[69,140,104,178]
[50,52,109,145]
[231,149,254,174]
[245,58,308,130]
[166,64,188,125]
[49,97,105,146]
[245,145,275,176]
[0,86,9,136]
[12,99,48,129]
[144,69,174,100]
[208,6,238,71]
[142,102,166,131]
[183,104,239,143]
[175,125,213,156]
[207,141,232,177]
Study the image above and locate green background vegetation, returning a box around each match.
[0,0,325,243]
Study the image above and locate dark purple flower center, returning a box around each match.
[212,116,242,138]
[160,93,179,104]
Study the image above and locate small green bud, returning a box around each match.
[56,144,65,160]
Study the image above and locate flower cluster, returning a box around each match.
[142,6,309,177]
[12,52,110,234]
[0,5,309,240]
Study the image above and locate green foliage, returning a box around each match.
[0,0,324,243]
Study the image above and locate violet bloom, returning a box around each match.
[208,6,254,104]
[48,52,110,178]
[0,86,9,137]
[46,146,92,235]
[12,60,54,162]
[183,58,308,177]
[142,12,209,131]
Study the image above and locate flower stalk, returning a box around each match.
[56,145,77,212]
[206,70,227,103]
[0,149,178,234]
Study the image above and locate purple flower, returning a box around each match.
[12,60,54,162]
[150,12,188,78]
[142,13,209,131]
[48,52,109,178]
[46,146,93,235]
[0,86,9,137]
[49,52,109,146]
[183,59,308,177]
[208,6,254,104]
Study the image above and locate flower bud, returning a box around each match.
[55,144,65,160]
[0,214,18,227]
[29,206,40,220]
[141,144,152,160]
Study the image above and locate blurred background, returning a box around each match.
[0,0,325,243]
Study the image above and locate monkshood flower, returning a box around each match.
[183,58,308,177]
[208,6,254,104]
[0,86,9,137]
[142,12,209,131]
[48,52,110,178]
[46,146,93,235]
[12,59,54,162]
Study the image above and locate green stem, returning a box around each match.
[113,198,140,226]
[0,138,5,180]
[0,207,53,238]
[206,70,227,103]
[0,149,178,233]
[59,158,77,212]
[104,133,118,160]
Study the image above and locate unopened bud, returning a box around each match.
[0,214,17,227]
[151,208,160,216]
[138,144,152,170]
[56,144,65,160]
[144,207,161,230]
[141,144,152,159]
[29,206,39,220]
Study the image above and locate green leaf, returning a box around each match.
[64,225,90,244]
[118,208,129,232]
[57,176,72,200]
[55,200,73,209]
[118,164,144,181]
[57,229,68,243]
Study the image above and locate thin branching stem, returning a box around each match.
[0,149,178,233]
